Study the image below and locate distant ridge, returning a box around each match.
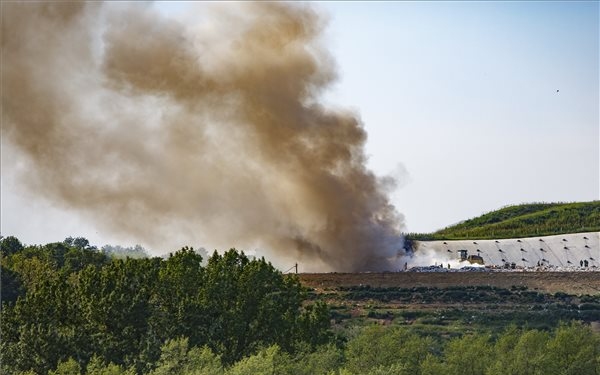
[406,201,600,240]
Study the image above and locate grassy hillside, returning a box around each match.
[406,201,600,240]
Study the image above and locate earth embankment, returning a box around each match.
[299,271,600,295]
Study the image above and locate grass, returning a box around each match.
[405,201,600,240]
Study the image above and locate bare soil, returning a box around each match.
[299,271,600,295]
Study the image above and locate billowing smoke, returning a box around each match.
[2,2,404,271]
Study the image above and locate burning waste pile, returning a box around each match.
[3,2,406,272]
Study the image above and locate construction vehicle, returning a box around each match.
[466,254,484,265]
[458,249,484,265]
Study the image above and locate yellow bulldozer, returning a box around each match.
[458,249,484,265]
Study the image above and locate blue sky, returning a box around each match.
[315,1,599,232]
[2,1,598,249]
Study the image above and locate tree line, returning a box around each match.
[2,236,599,374]
[17,323,600,375]
[0,237,329,374]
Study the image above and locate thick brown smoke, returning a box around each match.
[2,2,404,271]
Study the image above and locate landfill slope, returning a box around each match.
[413,232,599,269]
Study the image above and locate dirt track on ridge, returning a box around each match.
[299,272,600,295]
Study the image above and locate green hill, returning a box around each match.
[406,201,600,241]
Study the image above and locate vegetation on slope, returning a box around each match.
[319,284,600,335]
[406,201,600,240]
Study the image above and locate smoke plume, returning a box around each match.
[2,2,404,271]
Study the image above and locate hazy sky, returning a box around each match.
[316,1,599,232]
[1,1,598,250]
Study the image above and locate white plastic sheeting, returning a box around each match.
[414,232,599,270]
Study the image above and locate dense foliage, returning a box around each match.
[406,201,600,240]
[0,238,330,374]
[11,323,600,375]
[3,237,600,375]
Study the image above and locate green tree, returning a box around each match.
[509,329,549,375]
[64,237,96,250]
[398,333,437,375]
[149,337,223,375]
[344,326,404,374]
[346,329,438,375]
[153,248,206,347]
[296,301,332,348]
[486,325,521,375]
[276,344,344,375]
[443,333,492,375]
[185,346,224,375]
[1,263,23,304]
[0,304,20,375]
[86,356,135,375]
[63,247,109,274]
[1,244,330,374]
[75,257,161,369]
[366,363,410,375]
[49,358,80,375]
[45,242,72,268]
[543,322,600,375]
[201,249,326,364]
[225,345,279,375]
[420,354,447,375]
[1,236,24,256]
[1,256,77,374]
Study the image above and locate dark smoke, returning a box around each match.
[2,2,404,271]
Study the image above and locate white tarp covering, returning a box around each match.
[413,232,599,270]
